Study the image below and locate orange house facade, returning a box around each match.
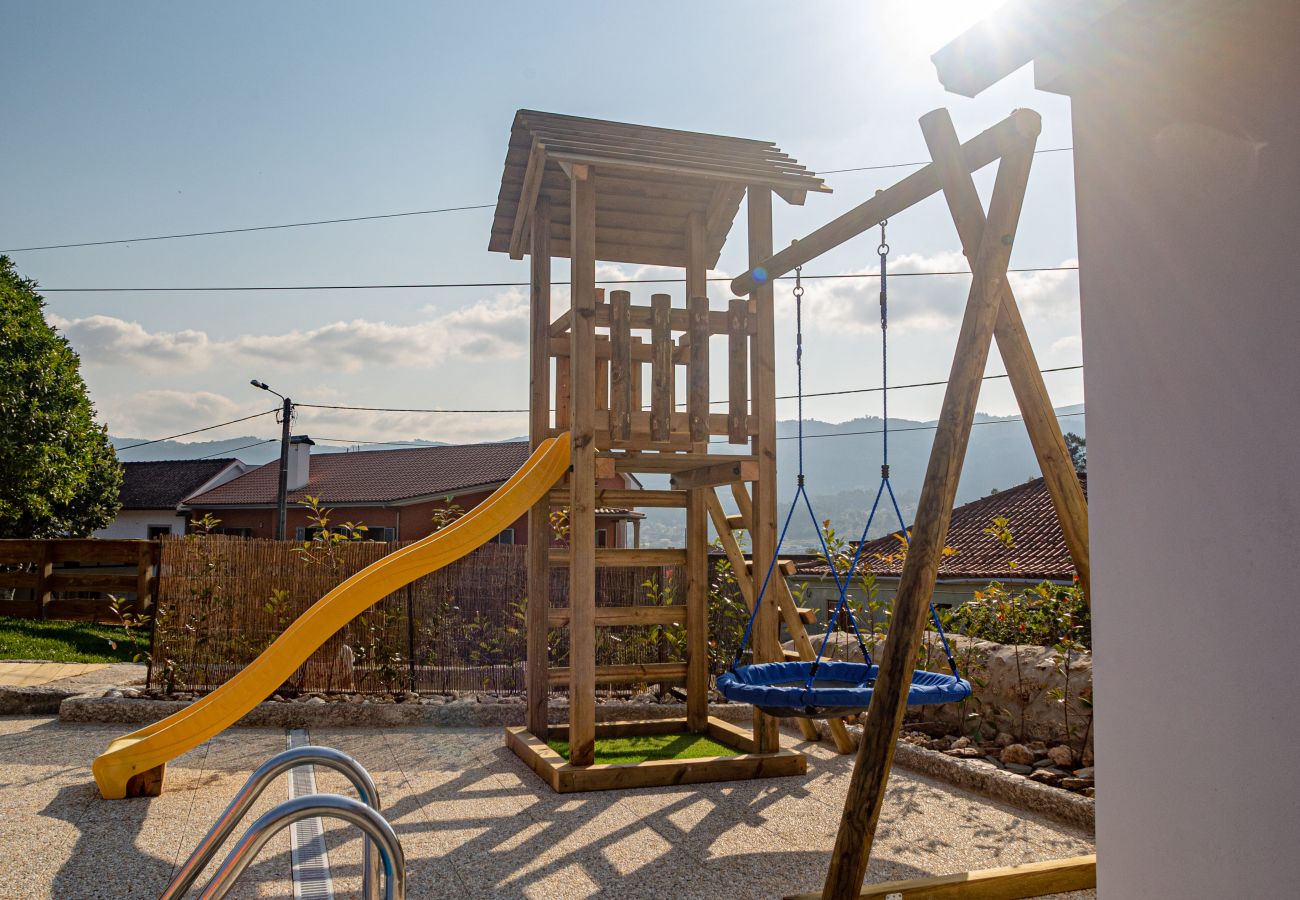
[184,437,642,547]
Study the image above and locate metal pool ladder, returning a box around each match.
[161,745,405,900]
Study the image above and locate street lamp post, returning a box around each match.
[251,380,292,541]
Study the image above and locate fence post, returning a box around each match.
[34,542,54,619]
[135,541,158,615]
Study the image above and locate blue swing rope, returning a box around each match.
[731,263,872,674]
[819,222,962,680]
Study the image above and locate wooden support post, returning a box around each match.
[567,164,598,768]
[686,488,709,732]
[685,211,710,449]
[630,337,644,411]
[823,113,1040,899]
[650,293,673,442]
[609,290,633,440]
[527,198,553,738]
[134,541,155,614]
[747,185,780,753]
[687,295,710,442]
[727,298,749,444]
[918,109,1091,602]
[34,541,53,619]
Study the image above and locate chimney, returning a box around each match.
[287,435,314,491]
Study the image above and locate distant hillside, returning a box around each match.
[636,404,1085,548]
[113,407,1083,550]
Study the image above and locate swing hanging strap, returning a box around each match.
[731,264,872,673]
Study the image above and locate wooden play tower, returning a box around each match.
[490,110,839,791]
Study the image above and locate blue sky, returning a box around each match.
[2,1,1082,448]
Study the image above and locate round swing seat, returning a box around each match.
[716,660,971,719]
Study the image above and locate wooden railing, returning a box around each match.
[0,539,161,621]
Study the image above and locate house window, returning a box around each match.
[146,525,172,539]
[370,527,397,542]
[211,527,253,538]
[297,525,367,542]
[595,528,608,547]
[491,528,515,545]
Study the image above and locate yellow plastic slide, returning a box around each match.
[93,433,570,799]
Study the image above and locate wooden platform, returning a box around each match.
[505,717,806,793]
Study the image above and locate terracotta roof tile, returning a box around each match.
[796,475,1086,581]
[187,442,533,507]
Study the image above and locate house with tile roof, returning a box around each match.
[94,458,249,539]
[184,436,643,545]
[791,475,1085,621]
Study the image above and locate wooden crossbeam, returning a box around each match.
[669,458,759,490]
[787,855,1096,900]
[823,109,1041,899]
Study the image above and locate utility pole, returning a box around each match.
[275,395,292,540]
[251,380,293,541]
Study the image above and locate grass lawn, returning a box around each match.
[547,732,739,764]
[0,616,150,664]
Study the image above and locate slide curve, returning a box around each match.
[94,433,571,799]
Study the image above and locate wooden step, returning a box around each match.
[782,649,802,662]
[743,559,798,577]
[725,514,748,531]
[550,548,686,567]
[547,662,687,685]
[794,607,817,626]
[547,606,685,628]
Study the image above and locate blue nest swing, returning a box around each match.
[717,233,970,720]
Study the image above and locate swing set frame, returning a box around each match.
[731,106,1094,899]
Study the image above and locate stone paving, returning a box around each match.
[0,716,1095,899]
[0,662,108,688]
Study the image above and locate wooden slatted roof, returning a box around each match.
[489,110,830,267]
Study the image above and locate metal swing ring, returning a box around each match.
[793,264,805,299]
[878,218,889,257]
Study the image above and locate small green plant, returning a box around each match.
[430,499,465,532]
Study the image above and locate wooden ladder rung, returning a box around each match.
[794,607,817,626]
[782,649,802,662]
[547,662,687,685]
[744,559,798,577]
[725,514,748,531]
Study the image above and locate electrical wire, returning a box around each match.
[1,204,496,253]
[293,364,1083,416]
[114,408,279,451]
[3,149,1072,254]
[762,410,1085,444]
[196,438,278,459]
[39,265,1078,293]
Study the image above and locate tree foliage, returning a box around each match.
[1064,431,1087,475]
[0,256,121,537]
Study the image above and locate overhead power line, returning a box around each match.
[40,265,1078,293]
[2,148,1073,254]
[763,410,1085,444]
[197,438,278,459]
[114,409,278,452]
[293,364,1083,416]
[2,204,496,253]
[819,146,1073,175]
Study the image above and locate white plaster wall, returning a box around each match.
[94,510,184,539]
[1071,7,1300,894]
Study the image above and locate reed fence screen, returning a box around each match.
[150,536,750,696]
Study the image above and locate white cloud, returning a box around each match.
[56,291,531,375]
[50,314,212,371]
[101,390,250,438]
[780,253,1079,336]
[1050,334,1082,357]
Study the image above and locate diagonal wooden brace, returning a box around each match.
[822,109,1042,900]
[919,109,1091,603]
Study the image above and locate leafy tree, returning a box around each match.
[0,256,121,537]
[1064,431,1087,474]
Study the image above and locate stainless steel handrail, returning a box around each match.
[162,745,382,900]
[197,794,405,900]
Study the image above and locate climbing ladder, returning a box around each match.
[707,481,856,753]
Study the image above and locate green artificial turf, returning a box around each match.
[0,616,150,663]
[546,732,739,764]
